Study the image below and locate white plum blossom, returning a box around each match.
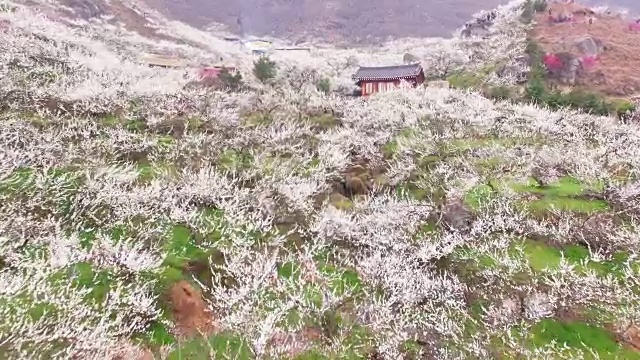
[2,0,640,359]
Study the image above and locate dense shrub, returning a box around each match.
[520,1,535,24]
[563,90,609,115]
[541,89,607,115]
[446,71,484,89]
[525,39,544,63]
[218,68,243,91]
[521,0,547,24]
[317,77,331,94]
[526,77,546,102]
[486,85,512,100]
[610,99,636,120]
[253,56,277,83]
[533,0,548,12]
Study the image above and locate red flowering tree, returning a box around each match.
[543,53,563,72]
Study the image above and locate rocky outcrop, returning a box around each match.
[460,10,497,38]
[572,36,604,56]
[59,0,109,19]
[403,53,419,64]
[461,23,491,38]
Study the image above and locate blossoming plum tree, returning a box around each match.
[2,0,640,359]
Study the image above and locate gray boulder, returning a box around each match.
[561,57,581,85]
[572,36,604,56]
[441,198,474,232]
[403,53,419,64]
[461,23,491,38]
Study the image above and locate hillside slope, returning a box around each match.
[4,1,640,359]
[531,1,640,97]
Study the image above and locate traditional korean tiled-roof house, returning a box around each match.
[352,63,425,96]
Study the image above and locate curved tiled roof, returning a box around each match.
[352,63,423,81]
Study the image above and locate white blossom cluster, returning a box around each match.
[2,0,640,359]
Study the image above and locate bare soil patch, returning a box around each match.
[620,325,640,351]
[167,280,216,337]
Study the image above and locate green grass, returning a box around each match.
[443,136,542,152]
[513,239,637,278]
[473,156,505,172]
[307,114,338,130]
[139,321,176,347]
[167,332,253,360]
[100,115,122,127]
[186,117,204,131]
[157,223,211,290]
[242,112,273,127]
[395,180,442,202]
[381,128,417,158]
[296,158,321,177]
[292,350,330,360]
[137,162,178,181]
[48,262,114,303]
[0,166,83,195]
[0,166,34,193]
[321,265,363,296]
[278,259,363,296]
[157,134,174,147]
[218,149,254,172]
[125,119,147,132]
[452,237,635,277]
[528,319,638,359]
[0,295,59,324]
[528,197,609,213]
[516,176,608,213]
[412,221,440,242]
[329,193,355,210]
[444,245,500,281]
[464,176,609,214]
[290,323,375,360]
[445,64,503,90]
[464,183,496,209]
[446,71,485,89]
[448,237,637,285]
[512,176,605,196]
[161,224,213,273]
[164,224,197,259]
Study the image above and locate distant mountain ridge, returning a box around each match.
[141,0,640,43]
[19,0,640,45]
[141,0,510,43]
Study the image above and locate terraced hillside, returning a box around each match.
[3,1,640,360]
[5,85,640,359]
